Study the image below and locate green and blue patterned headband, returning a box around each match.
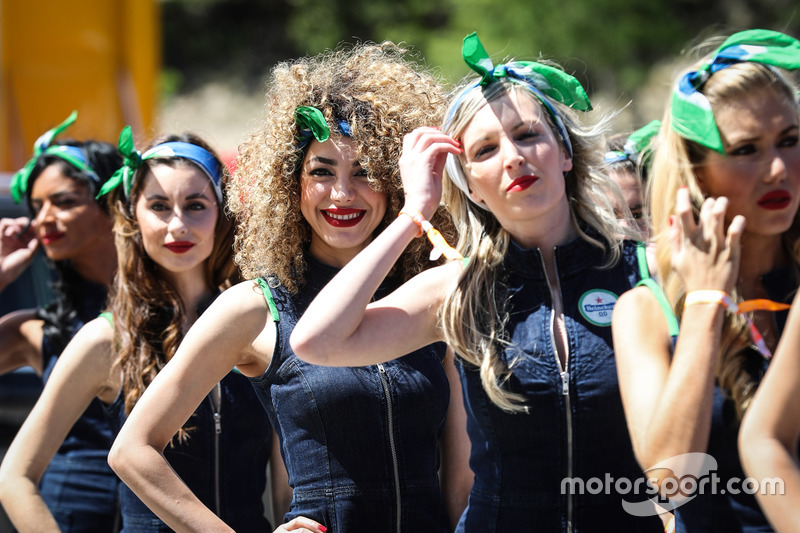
[10,111,100,203]
[97,126,223,203]
[671,29,800,153]
[445,32,592,203]
[294,106,352,149]
[605,120,661,165]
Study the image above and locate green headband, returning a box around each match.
[449,32,591,160]
[671,29,800,153]
[10,111,99,203]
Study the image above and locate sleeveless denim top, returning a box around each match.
[39,276,120,532]
[102,314,273,532]
[248,255,450,533]
[455,237,664,532]
[644,266,795,532]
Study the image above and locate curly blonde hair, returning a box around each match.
[649,59,800,419]
[228,41,453,291]
[439,78,631,412]
[107,133,239,419]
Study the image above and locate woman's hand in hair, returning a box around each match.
[398,127,461,220]
[0,217,38,292]
[670,187,744,294]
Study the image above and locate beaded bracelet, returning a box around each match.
[399,208,463,262]
[683,289,790,358]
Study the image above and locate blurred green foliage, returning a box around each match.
[162,0,799,128]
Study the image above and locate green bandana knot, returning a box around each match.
[461,32,592,112]
[10,110,94,203]
[671,29,800,153]
[454,32,592,159]
[97,126,141,198]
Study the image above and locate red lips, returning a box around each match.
[40,232,65,245]
[506,176,538,192]
[757,190,792,211]
[164,241,195,254]
[321,208,366,228]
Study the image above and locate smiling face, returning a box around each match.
[133,162,219,283]
[29,164,113,262]
[459,89,573,245]
[299,137,387,267]
[696,86,800,239]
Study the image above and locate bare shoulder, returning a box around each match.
[205,279,277,333]
[613,284,673,359]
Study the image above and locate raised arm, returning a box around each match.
[0,216,38,293]
[108,281,277,532]
[613,190,744,478]
[290,127,462,367]
[0,317,116,532]
[739,292,800,532]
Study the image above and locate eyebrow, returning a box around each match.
[308,156,362,168]
[31,188,83,203]
[144,192,211,201]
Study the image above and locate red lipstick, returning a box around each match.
[757,190,792,211]
[165,241,195,254]
[506,175,538,192]
[321,208,366,228]
[40,232,65,245]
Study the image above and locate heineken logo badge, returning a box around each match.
[578,289,618,326]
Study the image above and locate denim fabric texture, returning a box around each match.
[454,237,663,532]
[673,266,795,532]
[249,255,451,533]
[39,277,120,531]
[104,368,273,532]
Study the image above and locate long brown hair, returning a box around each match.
[107,132,238,417]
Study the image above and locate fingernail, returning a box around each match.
[318,526,328,532]
[668,215,675,227]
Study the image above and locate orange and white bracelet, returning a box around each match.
[683,289,790,358]
[399,208,463,262]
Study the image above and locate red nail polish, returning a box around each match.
[319,527,327,532]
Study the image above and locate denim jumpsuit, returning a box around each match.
[455,236,664,532]
[656,265,795,532]
[103,369,272,533]
[248,255,451,533]
[38,277,120,532]
[101,307,273,533]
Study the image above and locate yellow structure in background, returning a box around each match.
[0,0,160,172]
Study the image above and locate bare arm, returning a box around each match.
[0,309,44,375]
[438,348,472,530]
[739,292,800,533]
[0,318,116,532]
[613,190,744,482]
[108,281,277,532]
[290,127,462,366]
[0,217,38,293]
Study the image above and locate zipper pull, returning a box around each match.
[560,371,569,396]
[214,412,221,434]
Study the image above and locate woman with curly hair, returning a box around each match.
[0,111,122,531]
[290,33,663,531]
[611,29,800,530]
[109,42,469,533]
[0,131,277,532]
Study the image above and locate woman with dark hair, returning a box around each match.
[0,129,277,531]
[0,111,122,531]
